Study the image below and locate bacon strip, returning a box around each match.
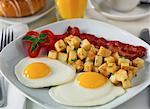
[64,26,146,60]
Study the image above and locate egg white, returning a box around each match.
[15,57,76,88]
[49,73,125,106]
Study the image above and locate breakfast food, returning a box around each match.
[49,72,125,106]
[0,0,46,17]
[21,26,146,89]
[46,27,145,89]
[17,26,146,106]
[15,57,75,88]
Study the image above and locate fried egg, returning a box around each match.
[49,72,125,106]
[15,57,76,88]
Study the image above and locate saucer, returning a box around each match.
[89,0,150,21]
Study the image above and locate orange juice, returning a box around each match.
[55,0,87,19]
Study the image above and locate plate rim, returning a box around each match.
[0,18,150,109]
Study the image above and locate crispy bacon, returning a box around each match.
[107,41,146,60]
[65,26,146,60]
[65,26,80,36]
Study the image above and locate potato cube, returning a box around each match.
[75,60,84,72]
[128,66,138,77]
[55,39,66,52]
[66,46,74,53]
[98,63,110,76]
[115,69,128,82]
[90,45,98,54]
[71,63,76,70]
[94,55,103,67]
[77,48,87,60]
[80,39,91,51]
[93,66,99,73]
[122,79,132,89]
[84,61,93,72]
[85,57,90,62]
[86,50,95,61]
[104,56,115,63]
[48,50,57,59]
[118,58,130,66]
[70,36,81,48]
[128,70,134,80]
[129,61,132,66]
[85,57,92,62]
[58,52,68,63]
[98,63,107,73]
[132,57,144,69]
[112,52,120,61]
[64,35,73,45]
[121,63,129,70]
[109,74,120,85]
[68,50,77,64]
[107,63,118,73]
[97,46,112,57]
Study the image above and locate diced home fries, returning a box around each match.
[132,57,144,69]
[68,50,77,64]
[75,60,84,72]
[106,63,118,74]
[58,52,68,63]
[98,63,109,77]
[94,55,103,67]
[48,50,57,59]
[86,50,95,61]
[48,35,145,89]
[77,48,87,60]
[90,45,98,54]
[122,79,132,89]
[80,39,91,51]
[64,35,81,49]
[97,46,112,57]
[84,61,93,72]
[104,56,115,63]
[55,39,66,52]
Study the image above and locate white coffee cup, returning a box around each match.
[107,0,140,12]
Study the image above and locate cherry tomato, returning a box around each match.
[40,30,54,38]
[28,45,41,58]
[23,31,41,57]
[40,30,56,51]
[23,31,39,44]
[26,31,39,38]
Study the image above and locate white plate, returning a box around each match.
[0,19,150,109]
[88,0,150,21]
[0,0,54,24]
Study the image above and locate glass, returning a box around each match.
[55,0,87,20]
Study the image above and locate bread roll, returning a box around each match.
[0,0,46,17]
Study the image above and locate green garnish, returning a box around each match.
[71,58,77,62]
[23,33,47,51]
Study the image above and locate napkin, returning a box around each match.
[0,23,29,109]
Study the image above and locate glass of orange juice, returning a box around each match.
[55,0,87,20]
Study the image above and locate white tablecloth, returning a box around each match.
[0,6,149,109]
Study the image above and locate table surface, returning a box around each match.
[0,6,149,109]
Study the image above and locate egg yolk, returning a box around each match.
[76,72,107,89]
[23,62,51,79]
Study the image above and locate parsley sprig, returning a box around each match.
[22,33,47,51]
